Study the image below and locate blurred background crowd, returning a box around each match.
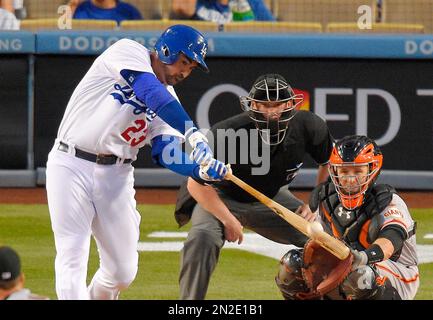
[0,0,431,34]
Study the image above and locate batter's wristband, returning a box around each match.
[365,244,385,264]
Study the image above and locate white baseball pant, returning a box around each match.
[46,143,141,300]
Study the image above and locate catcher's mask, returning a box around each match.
[329,135,383,210]
[240,74,303,145]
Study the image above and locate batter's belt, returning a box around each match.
[58,141,132,165]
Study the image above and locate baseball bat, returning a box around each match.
[224,169,350,260]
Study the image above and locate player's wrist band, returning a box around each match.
[365,244,385,264]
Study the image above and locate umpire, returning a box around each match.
[174,74,334,299]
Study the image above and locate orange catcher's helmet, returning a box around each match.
[329,135,383,210]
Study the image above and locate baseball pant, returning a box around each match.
[46,143,141,300]
[179,187,308,300]
[375,260,419,300]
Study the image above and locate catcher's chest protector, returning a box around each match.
[320,184,396,250]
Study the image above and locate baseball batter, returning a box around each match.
[276,135,419,300]
[46,25,227,300]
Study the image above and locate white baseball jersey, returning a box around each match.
[47,39,188,300]
[57,38,183,160]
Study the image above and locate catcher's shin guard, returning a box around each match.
[339,265,401,300]
[275,249,310,300]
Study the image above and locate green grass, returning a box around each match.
[1,204,432,300]
[412,208,433,245]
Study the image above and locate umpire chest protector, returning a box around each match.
[318,182,396,250]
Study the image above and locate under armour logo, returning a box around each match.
[337,206,352,220]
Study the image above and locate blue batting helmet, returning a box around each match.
[155,24,209,73]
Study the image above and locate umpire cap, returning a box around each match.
[250,74,295,101]
[0,246,21,281]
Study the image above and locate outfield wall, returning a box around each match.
[1,32,433,189]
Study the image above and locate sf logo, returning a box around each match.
[337,206,352,220]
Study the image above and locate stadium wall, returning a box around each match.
[1,31,432,189]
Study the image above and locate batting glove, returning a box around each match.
[190,141,213,165]
[186,130,213,165]
[186,129,208,147]
[198,159,228,182]
[350,249,368,271]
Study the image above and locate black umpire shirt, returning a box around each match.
[210,111,334,202]
[174,111,334,226]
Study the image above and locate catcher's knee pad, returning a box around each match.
[275,249,309,300]
[340,265,390,300]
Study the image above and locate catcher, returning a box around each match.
[276,135,419,300]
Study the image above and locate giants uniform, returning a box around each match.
[316,183,419,300]
[46,39,183,299]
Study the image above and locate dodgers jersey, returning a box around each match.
[56,39,183,160]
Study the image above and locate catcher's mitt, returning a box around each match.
[301,239,353,298]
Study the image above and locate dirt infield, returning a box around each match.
[0,188,432,208]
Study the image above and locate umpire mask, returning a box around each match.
[240,74,303,145]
